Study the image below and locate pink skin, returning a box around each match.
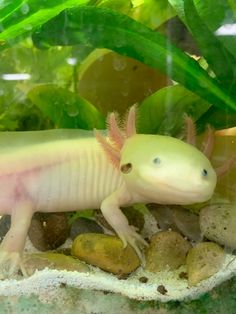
[184,115,196,147]
[94,105,137,169]
[0,174,35,278]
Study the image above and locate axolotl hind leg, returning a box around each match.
[0,200,34,279]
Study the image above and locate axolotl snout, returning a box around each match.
[0,106,219,278]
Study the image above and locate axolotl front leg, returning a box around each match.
[0,199,34,278]
[100,186,147,261]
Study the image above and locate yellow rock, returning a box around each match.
[186,242,225,286]
[71,233,140,275]
[145,231,191,272]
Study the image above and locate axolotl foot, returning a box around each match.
[116,224,148,264]
[0,250,27,279]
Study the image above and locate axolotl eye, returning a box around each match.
[153,157,161,165]
[202,169,208,177]
[120,163,132,174]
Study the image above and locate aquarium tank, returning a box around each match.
[0,0,236,313]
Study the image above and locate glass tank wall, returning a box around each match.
[0,0,236,313]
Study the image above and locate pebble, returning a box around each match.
[28,213,69,251]
[186,242,225,286]
[70,217,103,240]
[148,204,175,231]
[179,272,188,280]
[157,285,168,295]
[145,231,191,272]
[200,203,236,249]
[171,206,202,241]
[23,252,89,276]
[139,276,148,283]
[71,233,140,275]
[148,204,201,241]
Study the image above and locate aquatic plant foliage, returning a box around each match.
[31,6,236,114]
[28,85,105,129]
[0,0,236,133]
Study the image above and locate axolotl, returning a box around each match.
[0,106,230,279]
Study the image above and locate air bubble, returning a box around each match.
[121,90,129,97]
[67,106,79,117]
[21,3,30,14]
[113,57,127,71]
[24,24,32,31]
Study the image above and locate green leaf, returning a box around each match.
[184,0,236,92]
[228,0,236,16]
[193,0,236,57]
[197,106,236,132]
[0,0,24,23]
[32,6,236,113]
[0,0,89,44]
[169,0,236,70]
[0,96,52,131]
[138,85,211,136]
[28,85,105,129]
[97,0,132,13]
[130,0,176,29]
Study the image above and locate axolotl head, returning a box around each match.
[120,134,217,205]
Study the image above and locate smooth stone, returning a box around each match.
[148,204,201,241]
[23,252,89,276]
[171,206,201,242]
[200,204,236,249]
[71,233,140,275]
[186,242,225,286]
[148,204,177,231]
[70,217,103,240]
[28,213,69,251]
[145,231,191,272]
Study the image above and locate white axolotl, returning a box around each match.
[0,106,232,279]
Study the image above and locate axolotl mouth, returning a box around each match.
[155,181,216,205]
[135,165,217,205]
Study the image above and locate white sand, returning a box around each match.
[0,210,235,303]
[0,253,235,302]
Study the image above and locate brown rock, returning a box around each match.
[28,213,69,251]
[145,231,191,272]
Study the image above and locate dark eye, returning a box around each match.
[120,163,132,174]
[153,157,161,165]
[202,169,208,177]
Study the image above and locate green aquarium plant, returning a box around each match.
[0,0,236,133]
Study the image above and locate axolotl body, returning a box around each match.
[0,106,219,278]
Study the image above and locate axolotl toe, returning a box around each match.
[0,106,218,278]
